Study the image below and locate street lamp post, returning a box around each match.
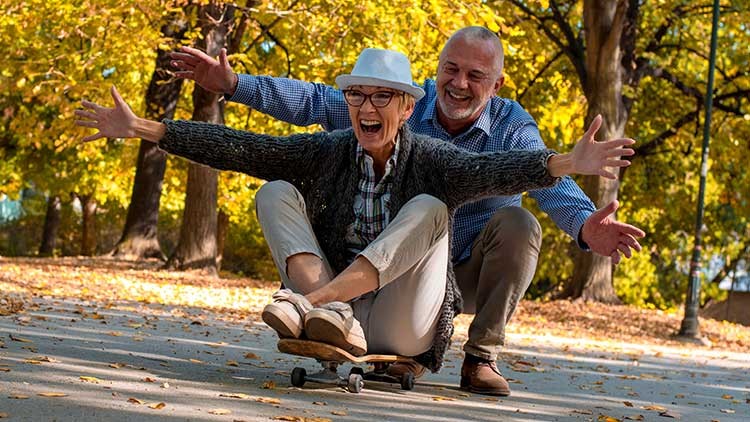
[678,0,721,339]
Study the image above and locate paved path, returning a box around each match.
[1,297,748,421]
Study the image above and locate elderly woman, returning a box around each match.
[75,48,634,376]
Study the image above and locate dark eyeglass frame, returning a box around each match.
[342,89,404,108]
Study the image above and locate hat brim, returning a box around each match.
[335,75,425,101]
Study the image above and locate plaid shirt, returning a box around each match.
[230,76,596,263]
[344,139,400,260]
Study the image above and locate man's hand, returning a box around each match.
[581,200,645,264]
[170,46,238,95]
[75,85,138,141]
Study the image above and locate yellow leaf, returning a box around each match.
[244,352,260,360]
[9,394,30,399]
[256,397,281,405]
[107,331,123,337]
[189,359,204,364]
[79,376,101,383]
[219,392,250,399]
[37,392,68,397]
[108,363,125,369]
[262,380,276,389]
[721,394,733,399]
[642,405,667,411]
[598,416,621,422]
[208,409,231,415]
[431,396,454,401]
[147,402,166,410]
[331,410,347,416]
[226,360,239,367]
[127,398,144,404]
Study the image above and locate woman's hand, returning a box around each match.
[548,115,635,178]
[75,86,164,143]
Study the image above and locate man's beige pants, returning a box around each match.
[256,181,447,357]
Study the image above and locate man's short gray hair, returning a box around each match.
[444,26,504,74]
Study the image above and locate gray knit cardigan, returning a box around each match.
[159,120,559,372]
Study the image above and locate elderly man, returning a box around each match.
[170,26,645,396]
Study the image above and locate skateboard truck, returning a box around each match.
[278,339,416,393]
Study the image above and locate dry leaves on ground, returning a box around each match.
[2,257,748,352]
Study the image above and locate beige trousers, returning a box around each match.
[256,181,447,357]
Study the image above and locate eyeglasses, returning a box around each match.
[343,90,403,108]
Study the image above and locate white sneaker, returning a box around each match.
[304,301,367,356]
[261,289,313,339]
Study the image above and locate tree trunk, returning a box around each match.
[165,3,236,276]
[564,0,630,303]
[38,195,61,256]
[216,210,229,272]
[80,195,97,256]
[110,15,188,261]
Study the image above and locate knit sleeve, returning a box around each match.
[424,138,560,208]
[158,119,328,182]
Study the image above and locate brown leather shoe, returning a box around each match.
[460,357,511,396]
[386,360,427,379]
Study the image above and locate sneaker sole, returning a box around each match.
[305,312,366,356]
[262,307,302,339]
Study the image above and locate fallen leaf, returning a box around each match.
[219,392,250,399]
[147,402,166,410]
[9,334,32,343]
[331,410,347,416]
[658,410,680,419]
[256,397,281,405]
[24,359,43,365]
[721,394,733,400]
[108,362,125,369]
[720,409,735,414]
[0,412,8,418]
[34,356,59,363]
[643,405,667,411]
[431,396,455,401]
[9,394,30,399]
[226,360,239,367]
[189,359,204,364]
[313,401,327,406]
[161,382,169,389]
[107,331,123,337]
[572,409,594,415]
[244,352,260,360]
[127,398,144,404]
[37,392,68,397]
[481,397,500,402]
[623,401,634,407]
[0,368,9,372]
[80,376,101,383]
[598,416,621,422]
[208,409,231,415]
[624,416,644,421]
[674,394,685,399]
[262,380,276,389]
[143,377,157,383]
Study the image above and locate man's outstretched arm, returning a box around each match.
[170,47,352,131]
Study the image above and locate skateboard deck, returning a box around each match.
[277,339,418,393]
[277,339,412,364]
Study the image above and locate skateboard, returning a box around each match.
[277,338,418,393]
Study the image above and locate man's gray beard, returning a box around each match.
[437,97,478,121]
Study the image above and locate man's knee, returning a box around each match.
[485,207,541,247]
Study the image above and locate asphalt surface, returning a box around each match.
[1,297,748,421]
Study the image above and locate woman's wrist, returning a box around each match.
[133,117,166,143]
[546,152,573,177]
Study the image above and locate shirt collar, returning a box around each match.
[356,132,401,168]
[422,94,493,138]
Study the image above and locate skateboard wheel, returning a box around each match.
[347,373,363,393]
[291,367,306,387]
[400,372,415,390]
[349,367,364,376]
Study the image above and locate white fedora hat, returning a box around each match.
[335,48,425,101]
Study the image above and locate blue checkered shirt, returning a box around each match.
[229,75,596,263]
[345,139,399,260]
